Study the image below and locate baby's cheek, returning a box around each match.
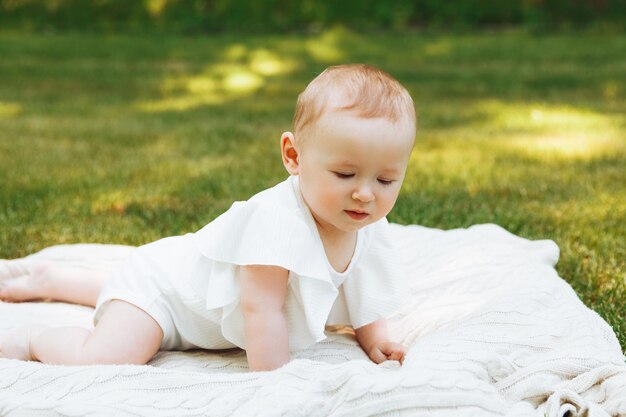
[319,186,343,212]
[378,191,399,217]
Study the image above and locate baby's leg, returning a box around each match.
[0,300,163,365]
[0,261,108,307]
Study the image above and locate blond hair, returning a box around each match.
[293,64,416,142]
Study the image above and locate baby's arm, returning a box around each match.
[354,319,406,365]
[240,264,290,372]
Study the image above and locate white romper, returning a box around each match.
[94,175,410,351]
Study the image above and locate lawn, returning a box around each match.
[0,30,624,351]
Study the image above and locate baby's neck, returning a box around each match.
[313,220,358,274]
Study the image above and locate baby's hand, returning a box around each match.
[368,340,406,365]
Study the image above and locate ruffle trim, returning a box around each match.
[342,217,412,328]
[192,198,338,349]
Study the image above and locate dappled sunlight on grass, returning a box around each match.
[223,44,248,60]
[468,99,620,133]
[0,101,21,118]
[507,133,624,161]
[135,65,254,112]
[186,76,219,94]
[145,0,167,17]
[421,99,625,162]
[403,141,497,195]
[305,27,348,63]
[222,69,264,92]
[249,48,297,76]
[487,102,625,161]
[136,48,298,113]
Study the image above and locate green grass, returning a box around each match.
[0,30,624,352]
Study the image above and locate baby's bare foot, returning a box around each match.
[0,326,46,361]
[0,262,56,303]
[0,259,34,281]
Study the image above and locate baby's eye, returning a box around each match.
[333,172,354,179]
[378,178,394,185]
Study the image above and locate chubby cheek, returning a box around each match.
[313,180,345,215]
[375,189,400,218]
[301,176,342,217]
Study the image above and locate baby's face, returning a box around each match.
[295,111,414,235]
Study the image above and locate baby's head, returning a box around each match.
[281,64,416,234]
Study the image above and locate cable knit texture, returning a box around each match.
[1,223,625,416]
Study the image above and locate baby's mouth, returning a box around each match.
[345,210,369,220]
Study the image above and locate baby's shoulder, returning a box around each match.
[192,176,323,269]
[246,176,299,210]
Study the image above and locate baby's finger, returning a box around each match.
[386,351,398,360]
[378,342,398,356]
[387,350,403,362]
[369,347,388,364]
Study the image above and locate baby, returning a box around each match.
[0,64,417,371]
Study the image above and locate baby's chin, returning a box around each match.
[336,216,380,232]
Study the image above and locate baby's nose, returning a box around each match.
[352,187,375,203]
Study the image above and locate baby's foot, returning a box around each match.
[0,259,34,281]
[0,262,56,303]
[0,326,46,361]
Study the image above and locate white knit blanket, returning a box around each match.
[1,223,624,417]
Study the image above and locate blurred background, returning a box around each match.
[1,0,625,33]
[0,1,624,349]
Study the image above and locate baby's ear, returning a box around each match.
[280,132,299,175]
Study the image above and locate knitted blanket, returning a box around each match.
[1,223,624,417]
